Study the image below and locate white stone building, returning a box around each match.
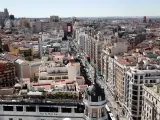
[142,84,160,120]
[124,63,160,120]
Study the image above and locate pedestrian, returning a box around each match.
[116,114,119,120]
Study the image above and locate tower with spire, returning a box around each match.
[83,67,108,120]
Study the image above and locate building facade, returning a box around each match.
[124,64,160,120]
[0,8,9,26]
[142,84,160,120]
[0,60,16,87]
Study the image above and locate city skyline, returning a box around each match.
[0,0,160,18]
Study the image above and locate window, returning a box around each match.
[55,77,61,80]
[61,108,71,113]
[92,112,97,118]
[16,106,23,112]
[134,80,138,84]
[26,106,36,112]
[132,91,138,95]
[140,76,143,79]
[152,80,156,83]
[39,107,58,112]
[134,75,138,79]
[132,85,138,90]
[101,108,105,117]
[62,76,68,79]
[48,77,52,80]
[3,106,13,111]
[138,117,141,120]
[19,118,22,120]
[9,118,13,120]
[132,96,138,100]
[140,80,143,84]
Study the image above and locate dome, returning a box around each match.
[85,82,105,102]
[84,68,106,102]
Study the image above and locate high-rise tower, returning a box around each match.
[4,8,9,19]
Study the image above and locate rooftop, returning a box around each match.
[0,53,20,62]
[115,55,137,66]
[146,84,160,96]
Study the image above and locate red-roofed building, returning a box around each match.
[119,58,130,65]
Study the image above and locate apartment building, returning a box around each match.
[124,63,160,120]
[38,53,80,82]
[113,56,135,102]
[9,40,40,58]
[95,33,105,70]
[76,28,107,71]
[0,60,16,87]
[101,42,128,84]
[32,20,66,33]
[142,84,160,120]
[15,58,41,79]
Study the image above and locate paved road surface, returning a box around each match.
[98,79,120,119]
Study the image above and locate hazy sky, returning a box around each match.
[0,0,159,17]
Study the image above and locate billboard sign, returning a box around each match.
[68,26,71,32]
